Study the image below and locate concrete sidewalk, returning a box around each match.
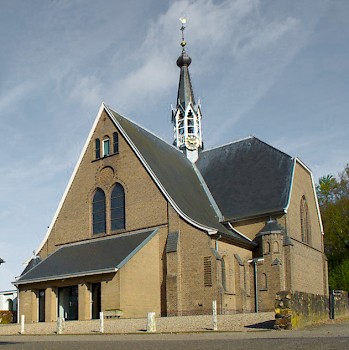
[0,312,274,335]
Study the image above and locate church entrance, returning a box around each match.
[91,283,101,319]
[58,286,78,320]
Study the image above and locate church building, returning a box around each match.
[14,25,328,323]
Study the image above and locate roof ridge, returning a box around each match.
[192,163,224,221]
[201,135,293,160]
[104,104,182,154]
[201,136,253,153]
[251,136,293,159]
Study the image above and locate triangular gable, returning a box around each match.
[34,103,255,255]
[285,157,324,235]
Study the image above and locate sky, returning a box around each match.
[0,0,348,291]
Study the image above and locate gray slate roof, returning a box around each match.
[107,107,255,250]
[257,219,285,236]
[196,137,294,221]
[15,229,156,285]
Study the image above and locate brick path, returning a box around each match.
[0,312,274,335]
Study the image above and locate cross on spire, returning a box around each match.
[179,17,187,50]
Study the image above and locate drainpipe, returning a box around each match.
[16,286,20,324]
[215,235,222,314]
[248,258,264,313]
[215,234,221,251]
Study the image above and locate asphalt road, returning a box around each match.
[1,322,349,350]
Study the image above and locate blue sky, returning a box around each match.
[0,0,348,290]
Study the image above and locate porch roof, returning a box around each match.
[14,229,157,285]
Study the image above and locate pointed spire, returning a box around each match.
[172,18,203,163]
[176,18,195,110]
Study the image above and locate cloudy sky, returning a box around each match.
[0,0,348,291]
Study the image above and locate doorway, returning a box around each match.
[58,286,78,320]
[92,283,101,319]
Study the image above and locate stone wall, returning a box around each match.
[275,291,329,329]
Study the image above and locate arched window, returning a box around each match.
[95,139,100,159]
[273,241,280,253]
[6,299,13,311]
[300,196,311,244]
[103,137,110,157]
[265,241,270,254]
[111,183,125,231]
[93,188,106,234]
[113,132,119,154]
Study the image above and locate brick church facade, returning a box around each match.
[14,30,328,323]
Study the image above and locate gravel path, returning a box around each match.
[0,312,274,335]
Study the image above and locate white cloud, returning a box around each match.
[0,82,35,112]
[69,76,103,107]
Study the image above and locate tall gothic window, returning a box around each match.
[113,132,119,154]
[95,139,100,159]
[300,195,311,244]
[93,188,106,234]
[111,183,125,231]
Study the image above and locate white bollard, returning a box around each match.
[99,311,104,333]
[146,312,156,332]
[56,317,65,334]
[212,300,218,331]
[20,315,25,334]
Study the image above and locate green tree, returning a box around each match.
[317,164,349,290]
[316,174,337,207]
[328,258,349,292]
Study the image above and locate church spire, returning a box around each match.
[172,18,203,163]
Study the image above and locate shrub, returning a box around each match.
[0,311,14,324]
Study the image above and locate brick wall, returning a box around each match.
[39,110,168,257]
[118,228,163,318]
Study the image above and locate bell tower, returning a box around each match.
[172,18,203,163]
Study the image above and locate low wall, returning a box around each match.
[275,290,348,329]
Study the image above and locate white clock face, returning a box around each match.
[185,135,199,150]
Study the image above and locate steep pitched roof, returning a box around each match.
[106,106,255,249]
[196,137,294,221]
[15,229,157,285]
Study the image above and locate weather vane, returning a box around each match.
[179,17,187,49]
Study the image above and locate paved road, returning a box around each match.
[1,322,349,350]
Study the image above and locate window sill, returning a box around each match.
[92,229,126,238]
[92,152,119,163]
[223,291,236,296]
